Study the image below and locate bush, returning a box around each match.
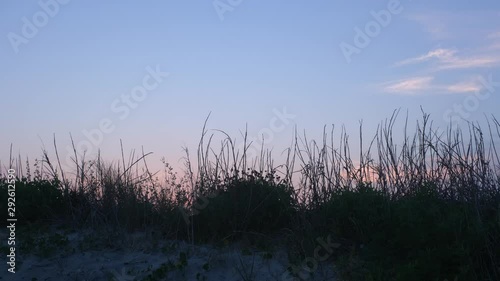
[0,178,67,224]
[321,182,500,281]
[191,170,297,242]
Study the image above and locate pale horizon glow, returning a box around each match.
[1,0,499,176]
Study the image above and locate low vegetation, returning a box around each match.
[2,111,499,281]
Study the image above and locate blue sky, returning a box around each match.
[1,0,500,174]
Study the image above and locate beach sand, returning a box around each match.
[2,227,338,281]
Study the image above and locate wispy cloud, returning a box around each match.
[445,80,483,93]
[408,14,452,40]
[383,76,488,95]
[394,48,500,70]
[486,42,500,50]
[408,12,500,41]
[384,12,500,96]
[394,48,457,66]
[438,56,500,70]
[383,77,434,94]
[488,31,500,39]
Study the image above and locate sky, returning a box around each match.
[1,0,500,175]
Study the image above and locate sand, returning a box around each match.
[2,228,338,281]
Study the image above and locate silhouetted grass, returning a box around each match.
[1,111,499,280]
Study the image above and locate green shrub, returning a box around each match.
[324,182,500,281]
[191,170,297,242]
[0,178,67,223]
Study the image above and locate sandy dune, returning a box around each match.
[3,229,338,281]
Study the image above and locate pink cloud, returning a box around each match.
[445,81,483,93]
[383,77,434,94]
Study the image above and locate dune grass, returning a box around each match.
[1,111,500,281]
